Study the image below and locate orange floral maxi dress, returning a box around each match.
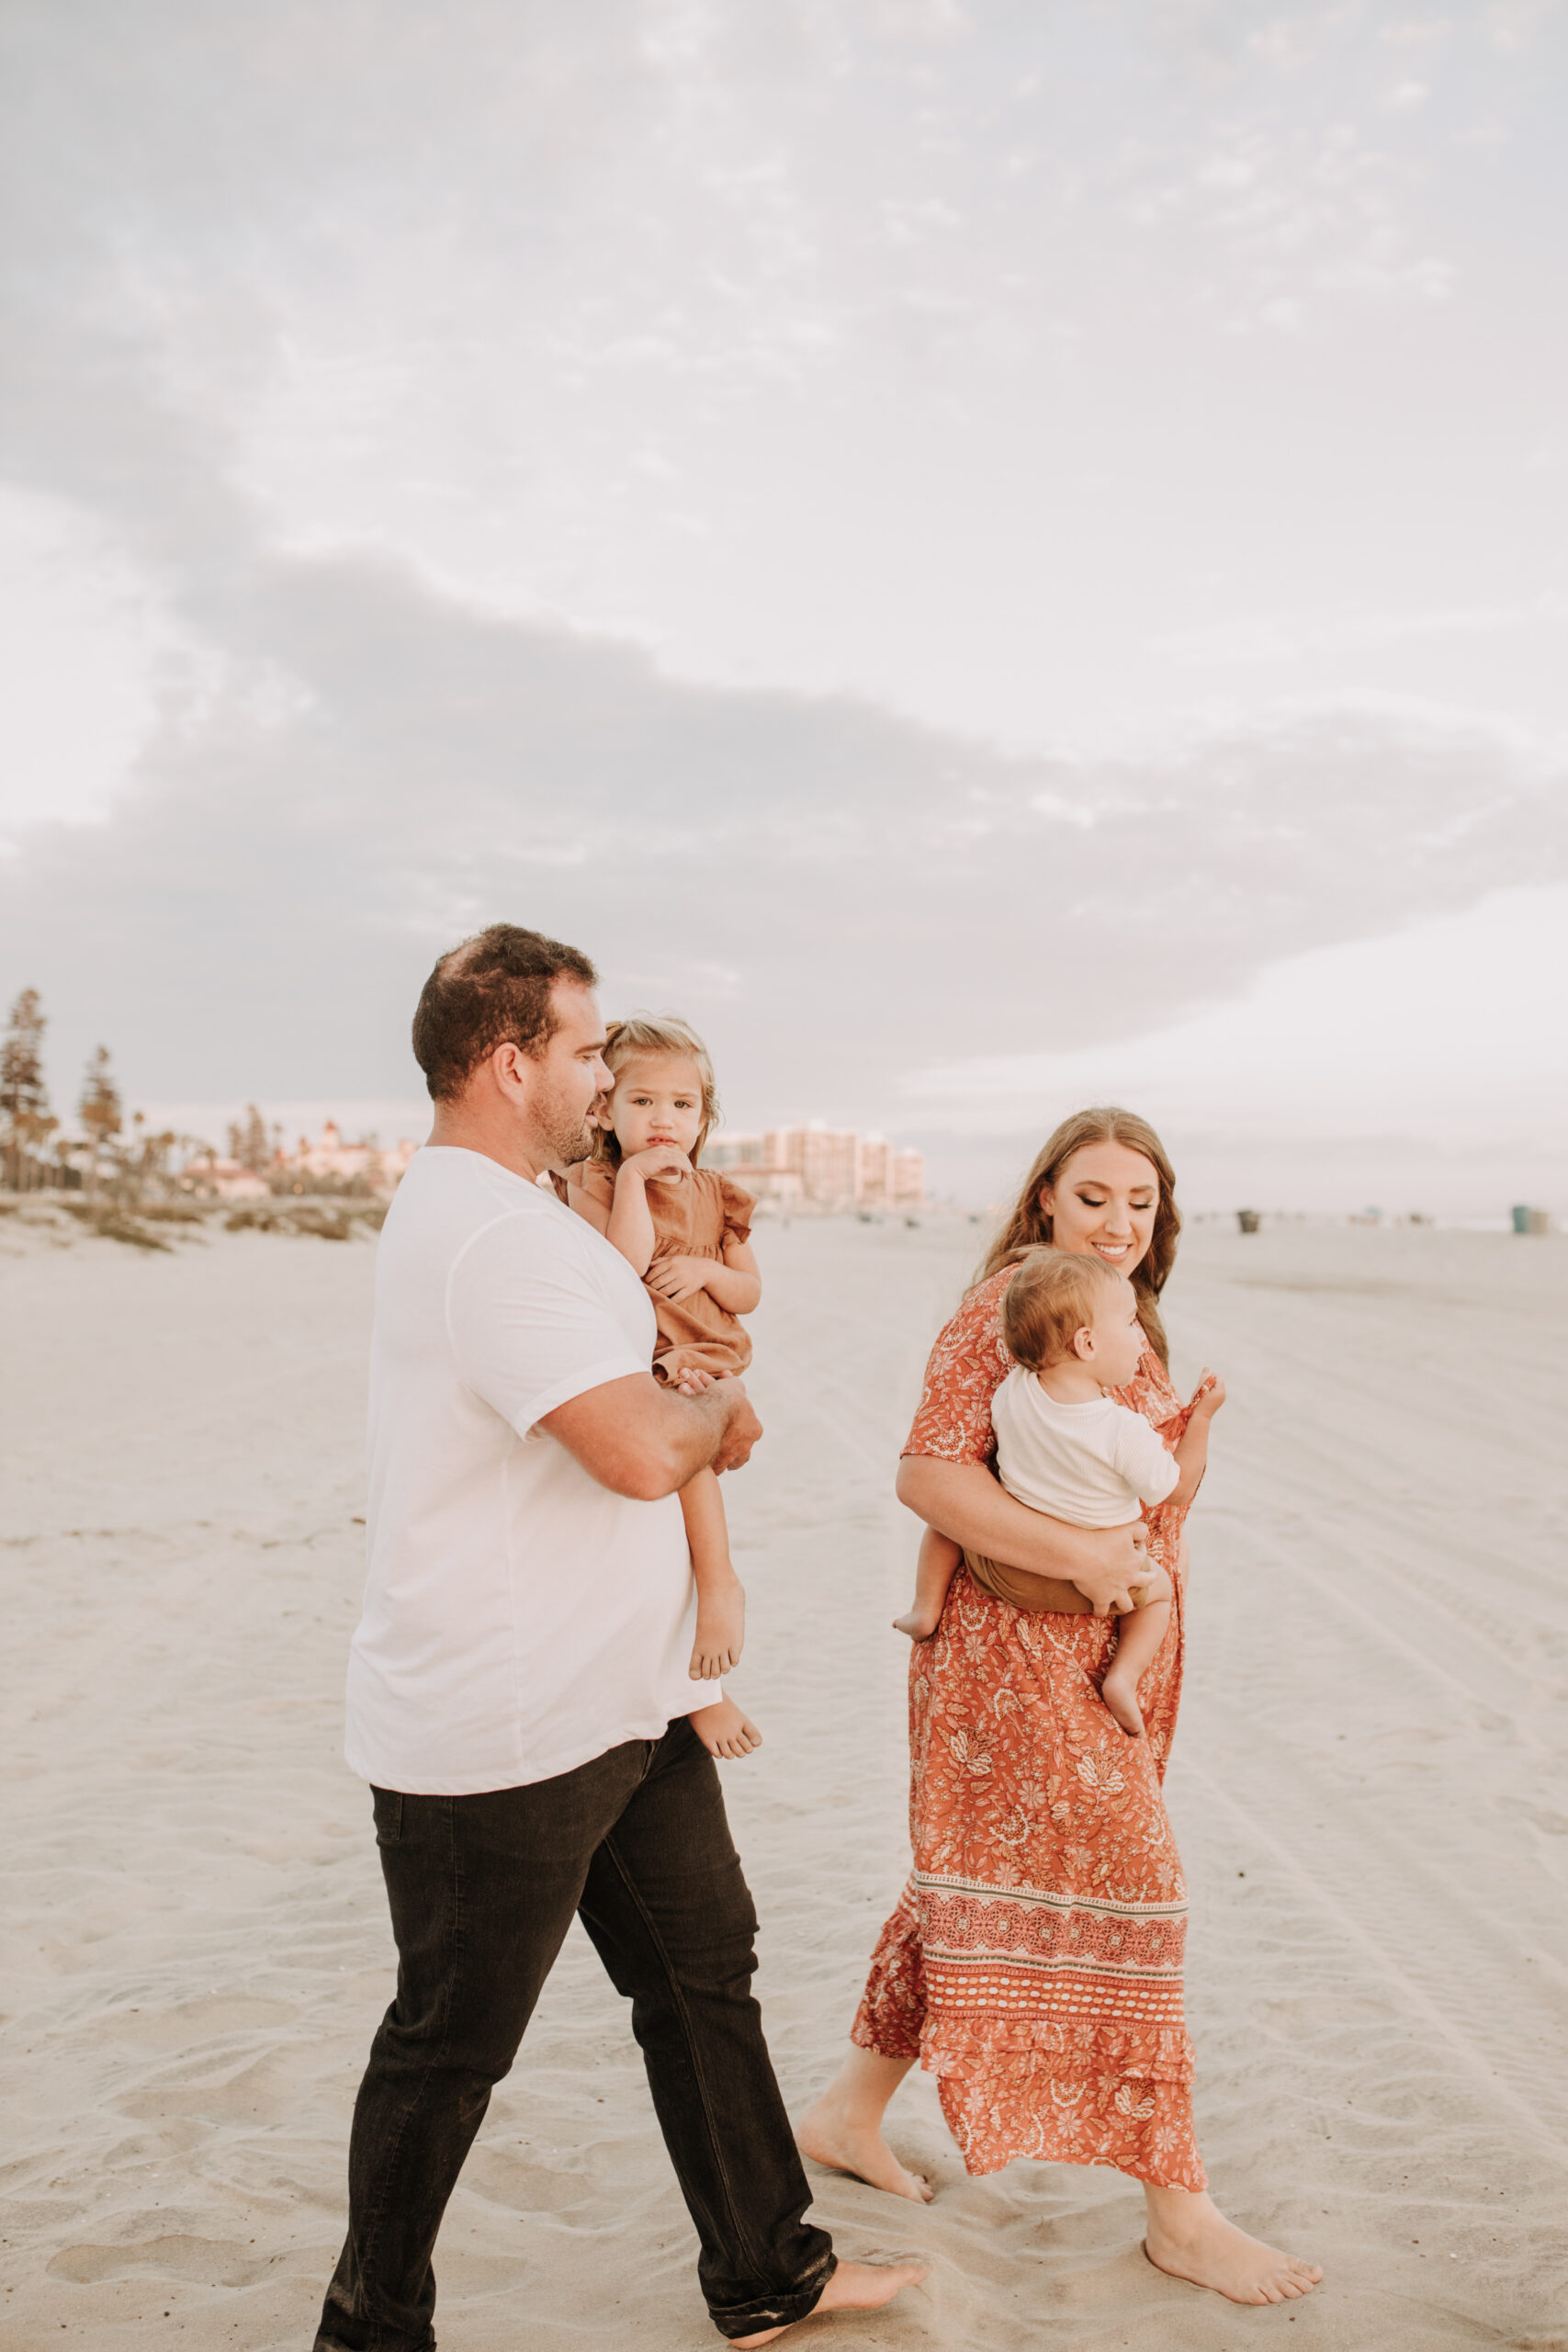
[852,1265,1207,2191]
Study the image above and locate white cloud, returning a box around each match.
[902,884,1568,1210]
[1156,598,1568,670]
[2,0,1566,1184]
[0,537,1560,1129]
[904,883,1568,1121]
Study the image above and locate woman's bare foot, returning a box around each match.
[795,2091,933,2203]
[1143,2187,1322,2304]
[729,2256,932,2346]
[689,1696,761,1759]
[691,1576,746,1679]
[1099,1664,1146,1737]
[892,1605,941,1642]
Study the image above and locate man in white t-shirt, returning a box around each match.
[313,925,926,2352]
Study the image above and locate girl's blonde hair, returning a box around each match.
[591,1014,721,1167]
[977,1105,1181,1369]
[999,1247,1127,1373]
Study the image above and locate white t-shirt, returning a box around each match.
[990,1365,1179,1529]
[344,1146,716,1795]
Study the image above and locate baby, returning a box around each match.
[559,1014,762,1762]
[894,1246,1224,1737]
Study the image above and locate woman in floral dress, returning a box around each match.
[796,1108,1322,2308]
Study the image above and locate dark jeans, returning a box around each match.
[312,1717,834,2348]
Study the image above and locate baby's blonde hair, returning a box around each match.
[999,1246,1129,1372]
[592,1014,721,1167]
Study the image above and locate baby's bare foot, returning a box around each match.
[730,2256,931,2346]
[1144,2191,1322,2305]
[1100,1668,1146,1738]
[689,1696,761,1760]
[691,1578,745,1679]
[795,2095,933,2203]
[892,1607,940,1642]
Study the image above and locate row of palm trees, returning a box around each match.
[0,987,186,1199]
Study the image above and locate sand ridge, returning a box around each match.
[1,1211,1564,2347]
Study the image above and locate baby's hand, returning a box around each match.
[673,1366,716,1396]
[1190,1370,1225,1418]
[648,1253,710,1303]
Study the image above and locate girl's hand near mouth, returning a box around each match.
[619,1142,692,1183]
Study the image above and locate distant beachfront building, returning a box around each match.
[706,1120,924,1212]
[288,1122,419,1193]
[184,1124,420,1200]
[181,1152,270,1203]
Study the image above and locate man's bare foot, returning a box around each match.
[795,2093,934,2203]
[730,2257,931,2346]
[691,1577,746,1679]
[689,1696,761,1759]
[1143,2188,1323,2305]
[892,1605,941,1642]
[1100,1666,1146,1738]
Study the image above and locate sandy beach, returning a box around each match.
[2,1201,1565,2351]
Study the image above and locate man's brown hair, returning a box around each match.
[412,924,597,1102]
[998,1246,1129,1373]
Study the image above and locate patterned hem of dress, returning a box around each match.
[936,2054,1209,2190]
[918,2016,1197,2085]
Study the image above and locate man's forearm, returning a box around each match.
[539,1371,755,1500]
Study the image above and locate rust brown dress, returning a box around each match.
[566,1162,755,1384]
[852,1265,1205,2190]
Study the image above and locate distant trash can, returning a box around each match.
[1512,1204,1552,1235]
[1236,1208,1260,1235]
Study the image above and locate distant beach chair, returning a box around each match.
[1236,1208,1260,1235]
[1512,1204,1552,1236]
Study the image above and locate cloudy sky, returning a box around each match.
[1,0,1564,1207]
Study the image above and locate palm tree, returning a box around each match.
[79,1045,122,1203]
[1,988,50,1193]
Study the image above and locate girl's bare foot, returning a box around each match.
[892,1606,940,1642]
[795,2091,934,2203]
[730,2256,931,2346]
[1100,1665,1146,1737]
[692,1577,746,1679]
[689,1696,761,1759]
[1143,2187,1322,2304]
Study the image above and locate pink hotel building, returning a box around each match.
[705,1122,924,1213]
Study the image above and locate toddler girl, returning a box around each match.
[894,1245,1224,1737]
[559,1014,762,1761]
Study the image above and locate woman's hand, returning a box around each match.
[1072,1524,1148,1616]
[647,1253,710,1303]
[1189,1370,1225,1419]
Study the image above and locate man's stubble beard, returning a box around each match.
[553,1120,594,1169]
[539,1092,596,1171]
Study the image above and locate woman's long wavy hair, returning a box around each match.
[976,1106,1181,1369]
